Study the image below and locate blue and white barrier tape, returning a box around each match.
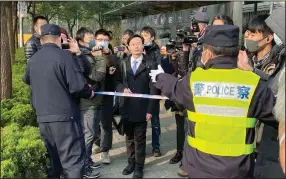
[94,91,169,100]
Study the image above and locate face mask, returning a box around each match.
[245,37,267,53]
[144,42,152,46]
[88,40,96,49]
[98,41,109,47]
[274,33,283,46]
[244,43,248,49]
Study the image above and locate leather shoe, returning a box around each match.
[122,163,135,175]
[132,167,143,178]
[169,151,183,164]
[177,168,188,178]
[152,148,162,157]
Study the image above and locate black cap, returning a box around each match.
[40,24,61,37]
[202,25,240,47]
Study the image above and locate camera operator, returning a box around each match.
[178,14,235,75]
[112,29,134,116]
[93,29,116,164]
[176,11,209,76]
[76,27,108,178]
[114,29,134,62]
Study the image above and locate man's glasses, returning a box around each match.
[96,39,109,42]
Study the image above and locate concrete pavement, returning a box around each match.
[92,106,183,178]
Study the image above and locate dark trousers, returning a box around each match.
[99,95,114,152]
[39,120,85,178]
[254,124,284,178]
[125,120,147,168]
[80,110,101,165]
[175,114,186,152]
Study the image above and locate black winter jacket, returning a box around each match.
[24,33,42,61]
[144,42,162,65]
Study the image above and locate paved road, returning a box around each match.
[92,105,183,178]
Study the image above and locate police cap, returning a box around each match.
[202,25,239,47]
[40,24,61,37]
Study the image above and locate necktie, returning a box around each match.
[132,60,138,75]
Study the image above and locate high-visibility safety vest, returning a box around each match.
[188,68,260,157]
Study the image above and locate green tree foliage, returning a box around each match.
[57,1,86,36]
[27,1,61,22]
[35,1,62,22]
[82,1,130,28]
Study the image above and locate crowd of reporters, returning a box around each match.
[23,5,285,178]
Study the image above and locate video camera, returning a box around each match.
[166,18,201,53]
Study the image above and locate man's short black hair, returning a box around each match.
[203,44,239,57]
[211,15,234,25]
[247,14,273,36]
[33,16,47,26]
[127,34,144,45]
[123,29,134,37]
[76,27,93,42]
[141,26,156,38]
[95,29,110,39]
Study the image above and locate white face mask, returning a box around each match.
[274,33,283,46]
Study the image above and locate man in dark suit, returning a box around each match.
[115,34,160,178]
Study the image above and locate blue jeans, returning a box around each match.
[80,110,101,166]
[151,114,161,149]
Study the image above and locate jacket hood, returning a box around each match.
[265,6,285,45]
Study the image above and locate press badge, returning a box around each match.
[192,82,254,100]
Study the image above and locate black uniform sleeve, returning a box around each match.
[155,73,195,111]
[23,61,31,85]
[63,54,93,99]
[248,80,276,123]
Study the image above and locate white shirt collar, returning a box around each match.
[131,54,143,67]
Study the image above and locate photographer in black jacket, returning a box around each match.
[178,14,234,76]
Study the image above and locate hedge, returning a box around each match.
[1,123,49,178]
[1,48,48,178]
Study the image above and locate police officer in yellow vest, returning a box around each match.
[149,25,276,178]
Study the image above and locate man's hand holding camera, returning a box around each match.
[67,38,81,56]
[102,46,110,54]
[91,47,103,56]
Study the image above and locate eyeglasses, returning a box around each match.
[96,39,109,42]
